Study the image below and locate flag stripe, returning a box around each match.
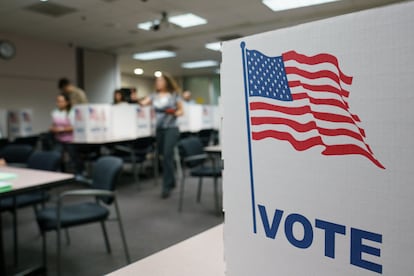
[251,116,366,143]
[252,130,324,151]
[282,51,353,85]
[288,80,350,98]
[322,144,385,169]
[250,102,356,124]
[292,93,350,113]
[285,66,348,89]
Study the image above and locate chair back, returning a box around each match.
[27,151,61,171]
[0,144,33,164]
[177,137,206,168]
[91,156,123,204]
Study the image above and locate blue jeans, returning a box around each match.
[156,127,179,193]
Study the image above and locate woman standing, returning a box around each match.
[50,93,74,143]
[140,73,183,198]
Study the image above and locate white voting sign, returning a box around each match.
[222,2,414,275]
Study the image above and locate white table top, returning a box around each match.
[71,136,141,145]
[108,224,225,276]
[0,166,74,196]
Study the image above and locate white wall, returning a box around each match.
[0,32,76,134]
[84,49,118,104]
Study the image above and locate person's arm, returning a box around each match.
[174,100,184,117]
[139,95,152,106]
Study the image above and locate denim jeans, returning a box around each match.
[156,127,179,193]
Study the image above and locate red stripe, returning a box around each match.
[252,130,324,151]
[288,80,350,98]
[250,102,357,125]
[322,144,385,169]
[251,116,366,143]
[285,66,351,89]
[282,51,353,85]
[252,129,383,169]
[292,93,350,111]
[250,102,310,116]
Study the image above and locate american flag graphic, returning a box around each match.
[75,108,83,121]
[243,47,384,169]
[89,107,99,121]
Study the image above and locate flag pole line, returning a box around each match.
[241,41,257,234]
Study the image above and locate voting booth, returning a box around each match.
[73,104,112,142]
[73,104,155,142]
[178,103,219,132]
[7,109,33,140]
[222,2,414,275]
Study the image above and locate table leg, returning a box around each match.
[0,203,7,275]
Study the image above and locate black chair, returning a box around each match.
[177,136,222,214]
[36,156,130,276]
[0,138,8,151]
[13,135,39,148]
[111,137,156,184]
[0,143,33,167]
[0,150,61,266]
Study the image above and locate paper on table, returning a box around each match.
[0,181,12,193]
[0,172,17,181]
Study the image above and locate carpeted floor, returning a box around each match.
[2,169,223,275]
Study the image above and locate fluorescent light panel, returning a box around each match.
[205,42,222,51]
[262,0,340,12]
[169,13,207,28]
[133,50,176,61]
[137,21,154,31]
[182,60,218,69]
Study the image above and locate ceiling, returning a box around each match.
[0,0,409,77]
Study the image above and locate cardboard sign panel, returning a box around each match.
[7,109,33,140]
[222,2,414,275]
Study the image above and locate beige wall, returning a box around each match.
[0,32,76,134]
[121,73,154,98]
[84,49,118,104]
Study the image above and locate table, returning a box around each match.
[70,136,156,182]
[108,224,225,276]
[0,166,74,275]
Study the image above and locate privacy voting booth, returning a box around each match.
[222,2,414,275]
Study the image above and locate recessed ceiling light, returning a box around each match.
[168,13,207,28]
[154,71,162,77]
[134,68,144,75]
[133,50,176,61]
[181,60,219,69]
[205,42,222,51]
[40,0,48,2]
[262,0,340,12]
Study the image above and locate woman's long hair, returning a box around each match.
[60,93,72,112]
[156,72,182,94]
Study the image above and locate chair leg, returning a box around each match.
[57,227,62,276]
[100,221,112,254]
[114,198,131,264]
[178,175,186,212]
[64,228,71,245]
[12,198,18,267]
[213,177,220,215]
[42,232,47,269]
[196,177,203,203]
